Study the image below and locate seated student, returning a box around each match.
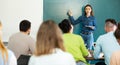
[110,22,120,65]
[28,20,76,65]
[94,19,120,65]
[0,21,17,65]
[59,19,89,65]
[8,20,35,59]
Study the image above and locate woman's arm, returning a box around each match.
[68,10,82,25]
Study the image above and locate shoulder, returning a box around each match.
[96,34,106,43]
[7,49,17,61]
[58,49,73,57]
[97,32,111,39]
[101,32,114,38]
[96,32,114,43]
[7,49,15,56]
[7,49,16,58]
[72,34,83,40]
[9,32,20,38]
[112,50,120,56]
[70,33,82,38]
[79,15,84,18]
[29,50,74,61]
[71,34,84,43]
[90,16,96,20]
[27,35,35,41]
[64,33,83,39]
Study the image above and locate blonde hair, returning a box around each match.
[0,21,8,64]
[35,20,65,56]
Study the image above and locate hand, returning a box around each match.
[88,50,94,57]
[68,10,73,16]
[86,26,95,29]
[89,26,95,29]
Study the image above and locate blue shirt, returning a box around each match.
[93,32,120,65]
[69,15,96,33]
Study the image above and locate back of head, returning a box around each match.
[114,22,120,39]
[59,19,72,33]
[35,20,65,56]
[19,20,31,32]
[105,19,117,32]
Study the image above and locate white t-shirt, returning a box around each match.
[28,48,76,65]
[0,49,17,65]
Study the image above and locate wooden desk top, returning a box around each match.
[86,50,104,60]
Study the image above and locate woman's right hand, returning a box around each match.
[68,10,73,16]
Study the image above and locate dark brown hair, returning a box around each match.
[84,4,94,16]
[114,22,120,39]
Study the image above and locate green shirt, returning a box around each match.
[63,33,89,63]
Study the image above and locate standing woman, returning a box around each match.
[68,4,96,50]
[0,21,17,65]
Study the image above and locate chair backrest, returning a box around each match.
[17,55,31,65]
[95,62,106,65]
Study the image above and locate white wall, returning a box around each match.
[0,0,43,41]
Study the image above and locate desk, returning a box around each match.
[86,51,105,64]
[87,50,104,60]
[86,57,104,65]
[86,57,104,60]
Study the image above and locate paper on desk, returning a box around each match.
[88,52,92,57]
[98,53,104,58]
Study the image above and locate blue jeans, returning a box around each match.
[77,61,87,65]
[80,33,94,50]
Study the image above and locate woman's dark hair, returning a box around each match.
[114,22,120,39]
[84,4,94,16]
[59,19,72,33]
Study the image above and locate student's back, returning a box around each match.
[94,19,120,65]
[8,32,35,59]
[28,20,76,65]
[59,19,89,65]
[29,48,75,65]
[94,32,120,65]
[63,33,88,63]
[8,20,35,59]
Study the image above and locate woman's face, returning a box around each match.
[85,6,92,14]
